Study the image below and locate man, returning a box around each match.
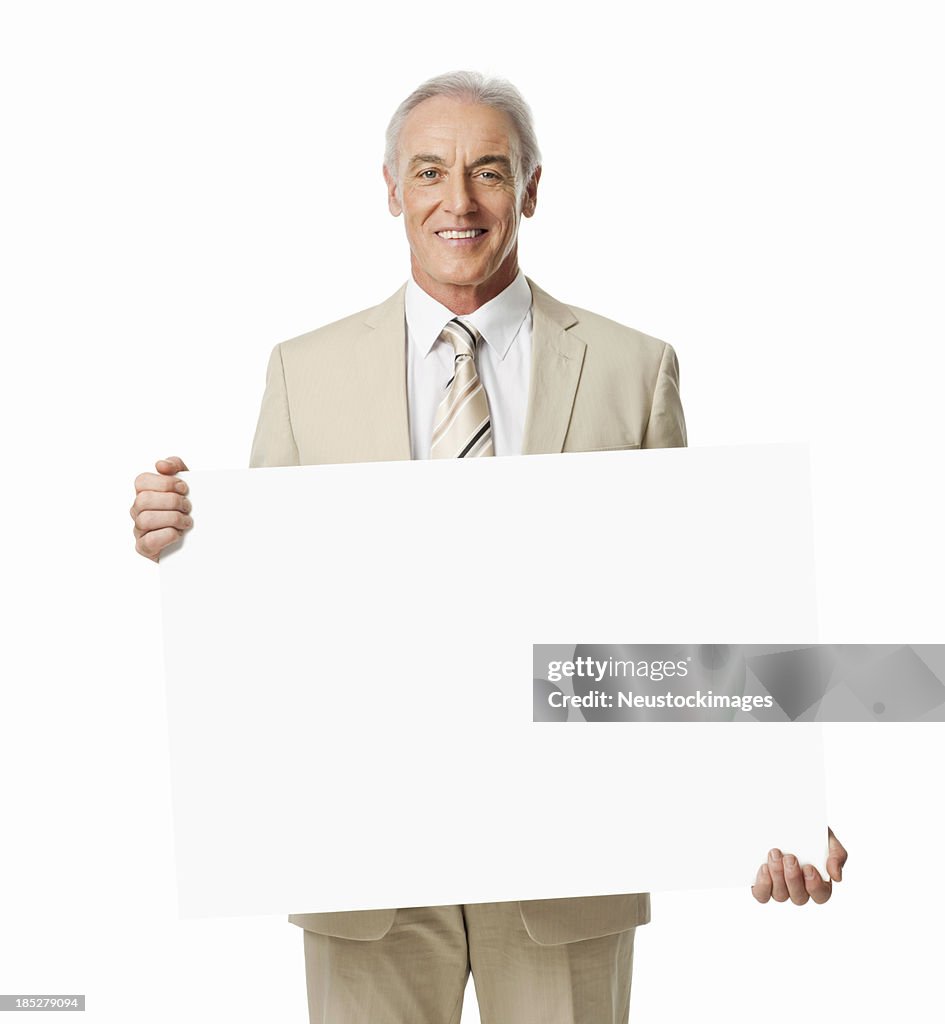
[132,71,847,1024]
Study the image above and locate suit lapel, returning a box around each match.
[363,285,412,461]
[521,277,586,454]
[360,277,584,460]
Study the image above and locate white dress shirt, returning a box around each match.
[405,272,533,459]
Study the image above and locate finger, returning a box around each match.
[156,456,189,474]
[135,526,184,560]
[135,472,189,496]
[133,510,193,535]
[134,527,162,562]
[803,864,833,905]
[782,854,810,905]
[767,849,789,902]
[826,828,847,882]
[130,491,192,519]
[751,863,772,903]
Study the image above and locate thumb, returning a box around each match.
[826,827,848,882]
[156,455,189,474]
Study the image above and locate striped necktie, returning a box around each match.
[430,318,495,459]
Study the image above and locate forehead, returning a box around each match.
[398,96,518,163]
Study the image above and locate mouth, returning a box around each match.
[436,228,487,240]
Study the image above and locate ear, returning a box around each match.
[522,165,541,218]
[383,165,402,216]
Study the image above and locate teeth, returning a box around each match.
[438,229,483,239]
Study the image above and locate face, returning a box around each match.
[384,95,540,311]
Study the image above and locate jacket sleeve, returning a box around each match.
[641,341,687,449]
[249,343,301,468]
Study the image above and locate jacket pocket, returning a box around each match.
[583,442,642,452]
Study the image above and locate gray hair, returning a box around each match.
[384,70,542,193]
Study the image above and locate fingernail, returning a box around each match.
[182,500,192,512]
[804,865,815,880]
[183,516,193,527]
[784,854,797,870]
[175,482,188,494]
[769,849,782,863]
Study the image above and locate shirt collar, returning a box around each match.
[405,271,532,361]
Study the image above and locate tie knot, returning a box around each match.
[439,318,481,360]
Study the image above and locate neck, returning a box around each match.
[410,255,520,315]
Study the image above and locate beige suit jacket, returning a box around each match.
[249,277,687,945]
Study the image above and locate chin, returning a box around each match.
[431,269,490,288]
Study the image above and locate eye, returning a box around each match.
[418,168,441,180]
[478,170,501,181]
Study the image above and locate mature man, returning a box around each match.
[132,71,846,1024]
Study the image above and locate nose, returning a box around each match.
[444,174,477,216]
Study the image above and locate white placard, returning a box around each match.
[161,445,826,917]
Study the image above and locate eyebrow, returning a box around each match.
[407,153,514,174]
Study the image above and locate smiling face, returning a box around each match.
[384,95,540,314]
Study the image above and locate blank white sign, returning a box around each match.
[160,445,826,917]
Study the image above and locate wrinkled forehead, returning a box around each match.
[397,97,522,172]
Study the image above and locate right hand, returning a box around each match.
[131,456,193,562]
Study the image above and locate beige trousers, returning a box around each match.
[302,902,636,1024]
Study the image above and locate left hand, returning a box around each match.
[751,828,847,905]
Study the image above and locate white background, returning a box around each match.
[1,1,943,1021]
